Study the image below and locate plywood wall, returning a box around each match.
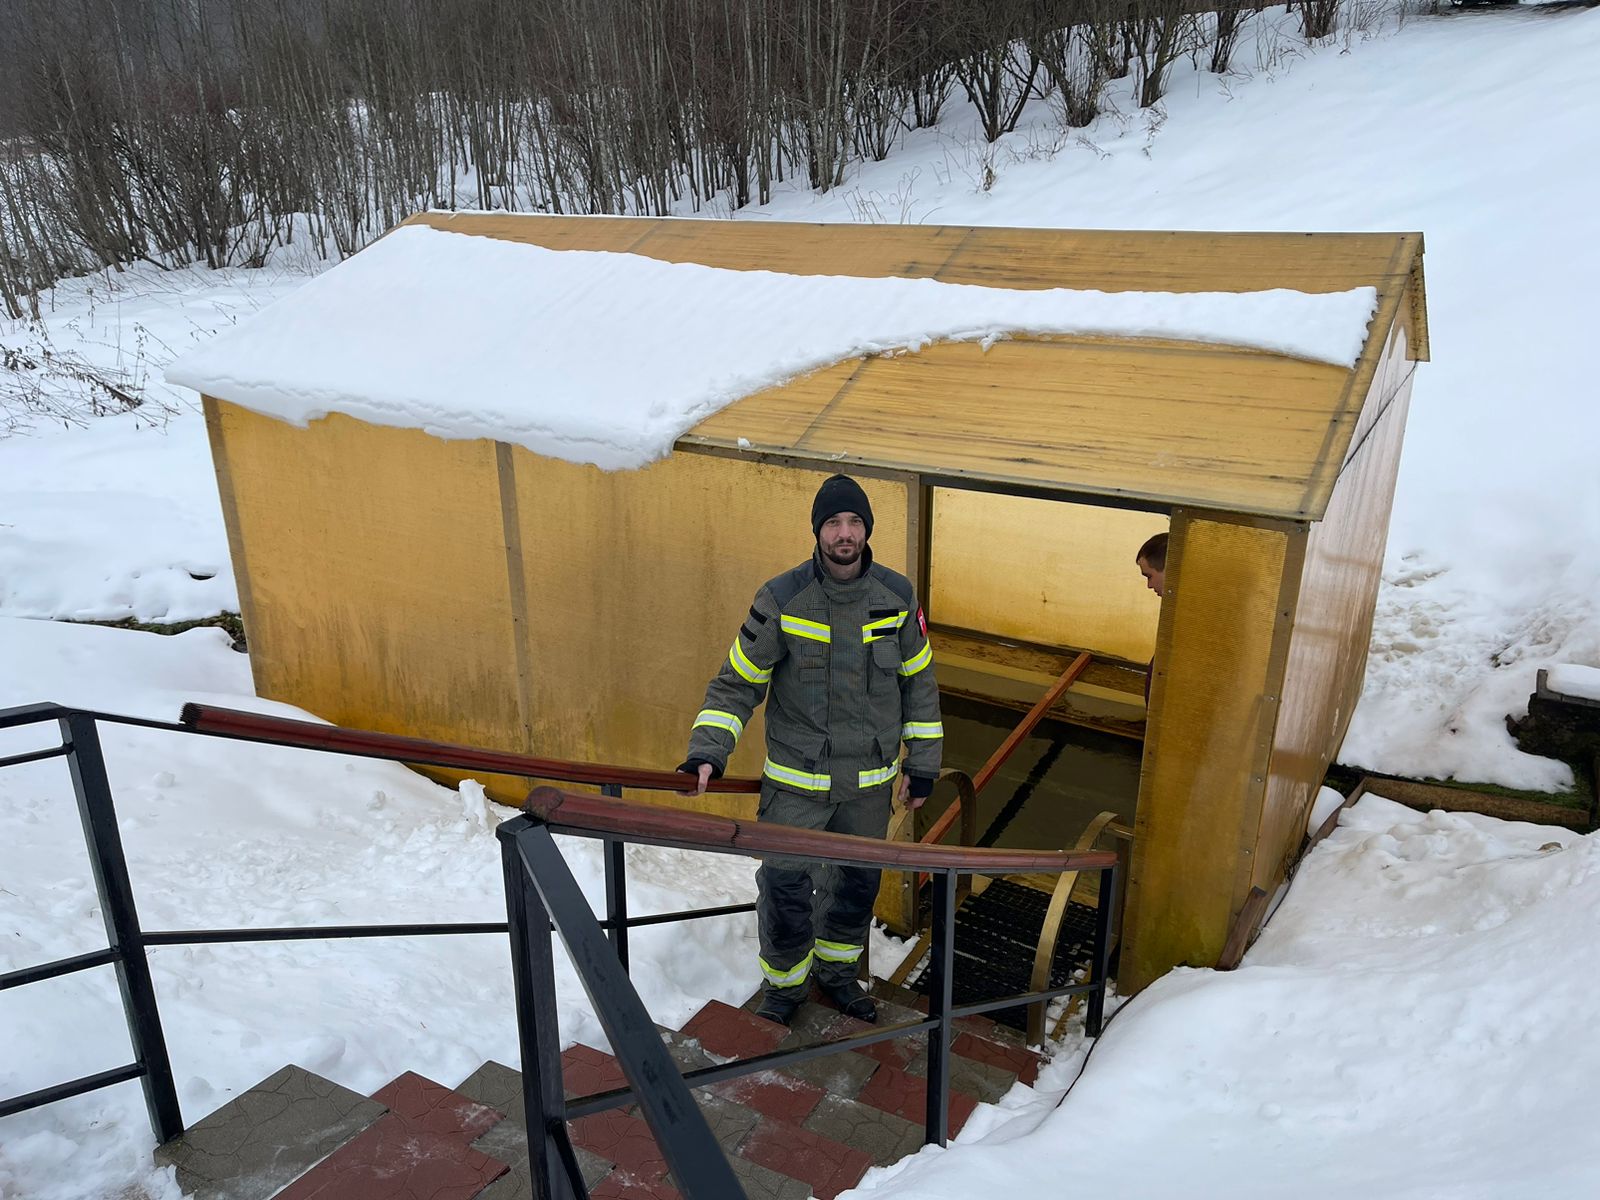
[1252,325,1417,892]
[1119,510,1299,992]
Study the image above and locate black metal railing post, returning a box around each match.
[59,712,184,1145]
[511,819,746,1199]
[1086,865,1118,1038]
[498,816,581,1200]
[599,785,629,974]
[924,867,957,1147]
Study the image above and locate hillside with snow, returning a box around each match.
[3,5,1600,1199]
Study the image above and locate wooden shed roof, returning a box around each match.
[405,212,1426,520]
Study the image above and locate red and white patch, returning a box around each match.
[916,607,927,637]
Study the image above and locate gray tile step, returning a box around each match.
[152,1065,385,1200]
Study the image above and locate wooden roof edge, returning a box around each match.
[1405,234,1431,362]
[674,434,1326,523]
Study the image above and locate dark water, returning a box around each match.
[920,694,1143,852]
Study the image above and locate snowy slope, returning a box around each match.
[5,6,1598,787]
[863,796,1600,1199]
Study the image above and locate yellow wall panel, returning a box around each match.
[511,450,909,817]
[930,490,1166,664]
[210,402,525,757]
[1255,327,1417,890]
[1121,512,1294,991]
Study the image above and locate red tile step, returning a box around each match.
[854,1060,980,1136]
[738,1118,873,1199]
[590,1170,683,1200]
[706,1069,825,1126]
[272,1072,507,1200]
[680,1000,788,1061]
[569,1108,670,1183]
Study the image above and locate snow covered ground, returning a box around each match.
[5,4,1600,1198]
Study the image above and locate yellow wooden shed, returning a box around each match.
[188,213,1427,992]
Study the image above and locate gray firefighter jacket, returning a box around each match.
[685,549,943,797]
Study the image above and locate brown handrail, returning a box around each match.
[526,786,1119,875]
[919,652,1093,849]
[179,704,762,794]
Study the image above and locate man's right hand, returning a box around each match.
[677,762,713,798]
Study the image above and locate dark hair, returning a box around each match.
[1136,532,1168,571]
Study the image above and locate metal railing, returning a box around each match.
[0,701,1117,1200]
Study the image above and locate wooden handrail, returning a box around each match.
[526,786,1119,875]
[919,652,1093,849]
[178,704,762,794]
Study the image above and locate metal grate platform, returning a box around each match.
[907,878,1098,1031]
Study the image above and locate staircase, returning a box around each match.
[155,983,1046,1200]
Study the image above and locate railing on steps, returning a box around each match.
[0,701,1118,1200]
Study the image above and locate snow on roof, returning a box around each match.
[166,224,1378,470]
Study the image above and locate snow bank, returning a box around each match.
[865,794,1600,1199]
[165,224,1377,470]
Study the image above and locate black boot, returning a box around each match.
[819,980,877,1023]
[754,988,806,1026]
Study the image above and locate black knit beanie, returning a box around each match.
[811,474,874,539]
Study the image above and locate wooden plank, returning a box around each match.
[1357,776,1593,833]
[1120,512,1292,992]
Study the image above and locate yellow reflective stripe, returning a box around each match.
[759,951,813,988]
[814,939,862,964]
[763,758,832,791]
[899,642,933,677]
[901,721,943,740]
[861,611,908,643]
[858,762,899,788]
[780,615,832,644]
[692,709,745,740]
[729,639,772,685]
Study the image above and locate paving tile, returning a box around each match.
[774,1042,879,1098]
[952,1030,1041,1086]
[705,1069,825,1125]
[692,1092,762,1154]
[725,1154,812,1200]
[802,1094,924,1167]
[370,1072,503,1142]
[681,1000,787,1062]
[273,1072,509,1200]
[459,1062,612,1200]
[657,1026,716,1076]
[562,1044,628,1100]
[591,1169,683,1200]
[855,1062,978,1136]
[739,1119,873,1199]
[152,1065,386,1200]
[569,1109,669,1183]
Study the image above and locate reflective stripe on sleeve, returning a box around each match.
[729,638,773,685]
[814,939,862,964]
[763,758,832,791]
[898,642,933,677]
[858,762,899,788]
[780,615,832,644]
[759,951,813,989]
[901,721,944,740]
[692,709,745,741]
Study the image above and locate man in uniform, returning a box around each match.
[678,475,943,1025]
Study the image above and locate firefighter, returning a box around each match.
[678,474,943,1025]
